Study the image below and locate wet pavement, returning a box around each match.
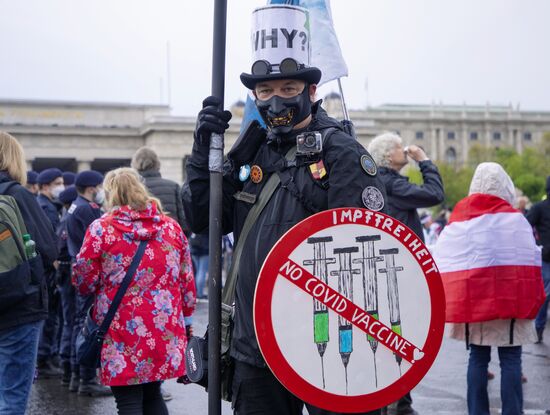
[27,302,550,414]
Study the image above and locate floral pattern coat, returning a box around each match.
[73,203,196,386]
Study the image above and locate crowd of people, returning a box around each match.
[0,134,198,414]
[0,40,549,415]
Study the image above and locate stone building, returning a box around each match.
[324,94,550,165]
[0,99,240,183]
[1,96,549,183]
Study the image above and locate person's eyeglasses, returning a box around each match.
[251,58,305,76]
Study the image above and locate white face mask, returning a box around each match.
[51,185,65,199]
[94,189,105,205]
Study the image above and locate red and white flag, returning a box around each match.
[432,193,546,323]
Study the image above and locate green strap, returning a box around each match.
[222,146,297,306]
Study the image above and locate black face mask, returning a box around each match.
[255,85,312,135]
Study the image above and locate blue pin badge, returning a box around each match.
[360,154,378,176]
[239,164,251,182]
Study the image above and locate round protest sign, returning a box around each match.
[254,208,445,413]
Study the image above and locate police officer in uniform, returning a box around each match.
[66,170,111,396]
[56,186,78,386]
[183,55,387,414]
[36,168,65,378]
[37,168,64,230]
[25,170,39,195]
[62,171,76,187]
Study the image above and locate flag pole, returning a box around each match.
[208,0,227,414]
[337,78,356,139]
[337,78,350,121]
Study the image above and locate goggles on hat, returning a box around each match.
[251,58,305,76]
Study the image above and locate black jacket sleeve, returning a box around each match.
[182,142,240,235]
[385,160,445,210]
[324,131,388,212]
[12,186,58,266]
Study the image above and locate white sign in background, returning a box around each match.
[271,224,431,396]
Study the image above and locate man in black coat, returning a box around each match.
[131,147,188,234]
[526,176,550,343]
[368,132,445,415]
[183,57,387,413]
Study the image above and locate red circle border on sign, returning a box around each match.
[254,208,446,413]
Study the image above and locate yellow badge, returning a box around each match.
[309,160,327,180]
[250,165,263,184]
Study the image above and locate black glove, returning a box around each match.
[194,96,232,146]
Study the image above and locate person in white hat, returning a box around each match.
[182,6,387,415]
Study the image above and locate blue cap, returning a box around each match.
[62,171,76,186]
[75,170,103,187]
[58,185,78,204]
[27,171,39,185]
[37,168,63,185]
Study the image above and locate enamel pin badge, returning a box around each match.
[250,165,263,184]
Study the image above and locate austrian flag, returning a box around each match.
[432,193,546,323]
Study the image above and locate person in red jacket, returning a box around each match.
[73,167,196,414]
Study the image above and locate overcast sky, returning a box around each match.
[1,0,549,116]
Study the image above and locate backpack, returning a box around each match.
[0,182,43,313]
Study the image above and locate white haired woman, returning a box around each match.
[73,167,196,414]
[367,132,444,241]
[433,162,545,415]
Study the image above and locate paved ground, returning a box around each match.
[28,301,550,414]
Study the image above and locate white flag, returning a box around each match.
[269,0,348,85]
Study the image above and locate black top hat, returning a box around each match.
[240,57,321,90]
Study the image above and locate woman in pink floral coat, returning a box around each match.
[73,167,196,414]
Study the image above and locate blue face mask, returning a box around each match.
[255,85,311,135]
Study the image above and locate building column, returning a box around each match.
[461,126,468,164]
[77,160,92,172]
[484,124,491,147]
[438,128,445,162]
[515,129,523,153]
[430,128,437,160]
[159,157,183,184]
[509,127,516,152]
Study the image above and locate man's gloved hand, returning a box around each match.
[194,96,232,146]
